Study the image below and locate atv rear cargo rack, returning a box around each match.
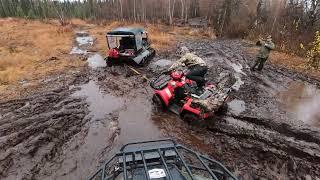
[89,139,238,180]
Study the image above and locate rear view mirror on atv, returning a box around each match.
[105,27,156,67]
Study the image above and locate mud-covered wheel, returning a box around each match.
[152,94,166,112]
[182,113,206,128]
[215,103,228,115]
[140,57,147,67]
[150,48,156,57]
[106,58,113,67]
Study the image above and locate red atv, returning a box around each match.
[150,70,231,124]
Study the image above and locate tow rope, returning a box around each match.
[126,65,150,81]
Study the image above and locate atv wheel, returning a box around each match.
[140,57,147,67]
[106,58,113,67]
[150,48,156,57]
[215,103,228,115]
[182,113,206,128]
[152,94,166,111]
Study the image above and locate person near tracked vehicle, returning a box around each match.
[166,48,208,92]
[251,35,275,71]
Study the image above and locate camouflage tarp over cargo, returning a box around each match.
[168,53,206,71]
[191,87,230,113]
[215,72,236,89]
[191,72,234,113]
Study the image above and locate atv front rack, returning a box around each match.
[89,139,238,180]
[150,74,172,90]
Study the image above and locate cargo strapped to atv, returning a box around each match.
[89,139,238,180]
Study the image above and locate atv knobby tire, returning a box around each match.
[182,113,206,128]
[106,58,113,67]
[152,94,166,112]
[215,103,228,115]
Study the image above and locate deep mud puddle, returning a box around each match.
[48,80,165,179]
[42,80,125,179]
[71,31,106,69]
[87,54,106,69]
[73,80,123,119]
[70,31,94,56]
[278,81,320,127]
[228,99,246,115]
[70,47,88,55]
[111,96,164,153]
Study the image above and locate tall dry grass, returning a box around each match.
[0,18,79,85]
[0,18,216,87]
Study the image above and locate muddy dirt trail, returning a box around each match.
[0,31,319,180]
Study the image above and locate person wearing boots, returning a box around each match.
[251,35,275,71]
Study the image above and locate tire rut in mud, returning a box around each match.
[0,85,90,179]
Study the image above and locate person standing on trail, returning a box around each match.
[167,47,208,91]
[251,35,275,71]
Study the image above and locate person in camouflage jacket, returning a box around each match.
[251,35,275,71]
[168,51,208,90]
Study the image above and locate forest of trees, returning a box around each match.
[0,0,319,62]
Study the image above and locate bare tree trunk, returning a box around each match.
[171,0,176,22]
[119,0,123,20]
[141,0,146,23]
[168,0,176,25]
[180,0,184,20]
[168,0,172,24]
[184,0,188,23]
[219,7,227,36]
[133,0,136,21]
[271,15,277,33]
[308,0,320,27]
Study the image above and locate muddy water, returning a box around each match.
[76,36,94,46]
[227,62,246,91]
[50,80,165,179]
[44,81,125,179]
[279,81,320,127]
[73,80,123,119]
[70,47,88,55]
[75,31,94,46]
[87,54,106,69]
[112,97,163,152]
[70,31,93,55]
[71,31,106,69]
[228,99,246,115]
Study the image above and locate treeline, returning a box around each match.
[0,0,319,61]
[0,0,101,20]
[0,0,203,22]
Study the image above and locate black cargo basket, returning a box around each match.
[150,74,172,90]
[88,139,238,180]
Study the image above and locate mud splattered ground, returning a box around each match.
[0,32,319,180]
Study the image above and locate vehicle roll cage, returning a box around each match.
[89,139,238,180]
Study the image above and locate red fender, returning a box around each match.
[182,99,200,115]
[182,99,209,119]
[155,87,173,107]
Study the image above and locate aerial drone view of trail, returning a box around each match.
[0,5,319,180]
